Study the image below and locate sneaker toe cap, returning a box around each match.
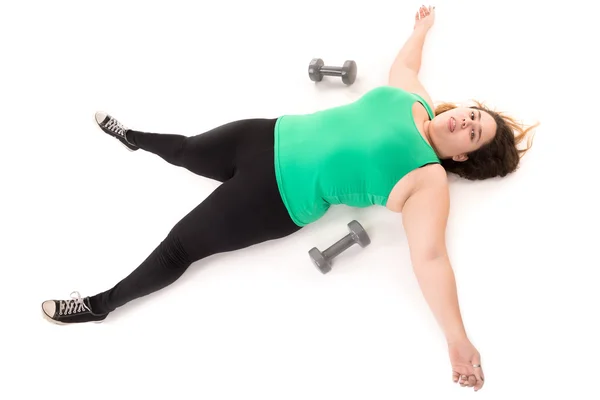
[42,301,56,318]
[95,111,108,125]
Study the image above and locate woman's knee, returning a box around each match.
[157,232,193,271]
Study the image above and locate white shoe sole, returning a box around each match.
[41,307,106,325]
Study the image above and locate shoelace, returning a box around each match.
[58,291,91,316]
[105,117,127,137]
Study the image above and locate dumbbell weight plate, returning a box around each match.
[341,60,357,85]
[309,247,331,274]
[348,220,370,247]
[308,58,325,82]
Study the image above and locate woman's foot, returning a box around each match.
[95,111,139,151]
[42,291,108,324]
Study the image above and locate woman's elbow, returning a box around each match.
[410,244,448,266]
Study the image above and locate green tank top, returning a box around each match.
[273,85,440,227]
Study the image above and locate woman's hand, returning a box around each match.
[448,338,485,391]
[414,5,435,31]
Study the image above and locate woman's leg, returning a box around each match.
[95,112,277,183]
[42,121,301,324]
[92,170,300,315]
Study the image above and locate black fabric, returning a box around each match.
[89,118,302,314]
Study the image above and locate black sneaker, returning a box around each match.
[94,111,139,151]
[42,291,108,324]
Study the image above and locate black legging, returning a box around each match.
[88,118,302,315]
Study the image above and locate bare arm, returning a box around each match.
[389,6,435,108]
[389,25,429,78]
[401,169,468,344]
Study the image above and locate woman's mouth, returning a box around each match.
[448,117,455,132]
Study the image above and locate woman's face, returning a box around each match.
[428,107,497,161]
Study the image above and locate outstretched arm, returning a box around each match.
[401,168,467,343]
[389,5,435,108]
[401,166,485,392]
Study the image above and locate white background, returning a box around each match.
[1,0,599,398]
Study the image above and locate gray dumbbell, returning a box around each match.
[308,58,357,85]
[309,220,371,274]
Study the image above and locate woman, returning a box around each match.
[41,5,536,392]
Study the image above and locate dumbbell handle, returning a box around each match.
[322,234,355,260]
[319,66,343,76]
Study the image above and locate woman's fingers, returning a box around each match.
[419,5,433,18]
[468,375,477,387]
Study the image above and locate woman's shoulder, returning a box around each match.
[386,163,447,212]
[419,163,448,187]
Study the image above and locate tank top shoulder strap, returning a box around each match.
[409,92,435,120]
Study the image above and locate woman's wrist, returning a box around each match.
[413,24,430,35]
[446,330,469,345]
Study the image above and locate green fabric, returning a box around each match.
[274,86,440,227]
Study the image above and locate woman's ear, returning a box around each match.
[452,154,469,162]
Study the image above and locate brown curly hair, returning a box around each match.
[434,101,539,180]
